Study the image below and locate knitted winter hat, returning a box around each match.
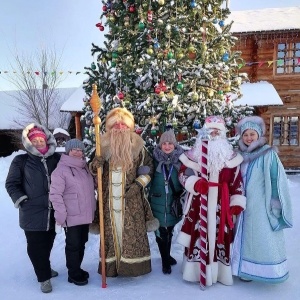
[27,127,47,141]
[65,139,85,154]
[159,129,177,146]
[204,116,226,132]
[105,107,135,131]
[236,116,265,138]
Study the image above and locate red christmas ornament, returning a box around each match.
[129,5,135,13]
[135,127,143,135]
[154,86,161,94]
[102,5,108,11]
[147,10,153,22]
[118,91,125,100]
[159,80,167,92]
[96,23,104,31]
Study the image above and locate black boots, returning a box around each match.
[156,226,175,275]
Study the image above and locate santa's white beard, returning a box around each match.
[206,138,234,176]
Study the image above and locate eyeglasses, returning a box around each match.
[71,148,83,152]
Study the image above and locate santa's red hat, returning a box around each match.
[204,116,226,132]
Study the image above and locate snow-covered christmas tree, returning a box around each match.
[82,0,253,155]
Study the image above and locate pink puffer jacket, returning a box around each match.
[49,154,96,227]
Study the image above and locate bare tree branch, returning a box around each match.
[4,46,70,130]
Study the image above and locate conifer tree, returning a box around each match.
[82,0,253,155]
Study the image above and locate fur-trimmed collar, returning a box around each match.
[100,131,145,161]
[239,144,277,163]
[22,123,57,157]
[179,151,243,171]
[238,136,267,153]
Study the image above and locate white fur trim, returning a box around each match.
[179,153,201,173]
[185,176,200,195]
[225,152,243,168]
[176,231,191,248]
[230,194,246,210]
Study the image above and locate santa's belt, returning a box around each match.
[208,181,234,245]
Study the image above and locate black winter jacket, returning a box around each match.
[6,152,60,231]
[5,123,61,231]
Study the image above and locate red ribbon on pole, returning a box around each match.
[199,140,208,289]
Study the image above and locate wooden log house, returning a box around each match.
[230,6,300,169]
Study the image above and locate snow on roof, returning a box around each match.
[229,6,300,33]
[0,88,77,130]
[233,81,283,107]
[60,86,86,112]
[53,128,70,136]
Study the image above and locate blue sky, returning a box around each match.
[0,0,299,91]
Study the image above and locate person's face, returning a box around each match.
[161,142,175,154]
[31,137,46,149]
[69,148,83,158]
[242,129,259,146]
[113,122,128,130]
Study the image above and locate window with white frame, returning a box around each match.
[276,42,300,74]
[273,116,299,146]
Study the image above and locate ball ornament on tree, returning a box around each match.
[91,62,96,70]
[129,5,135,13]
[176,81,184,91]
[117,91,125,100]
[193,119,201,129]
[190,0,197,8]
[150,127,157,135]
[138,21,145,30]
[147,47,154,55]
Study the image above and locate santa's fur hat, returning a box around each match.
[105,108,135,131]
[204,115,226,132]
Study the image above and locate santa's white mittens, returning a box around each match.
[185,175,200,195]
[230,194,246,210]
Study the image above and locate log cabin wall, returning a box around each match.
[233,30,300,169]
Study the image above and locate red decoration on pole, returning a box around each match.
[199,139,208,289]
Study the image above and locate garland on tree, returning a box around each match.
[81,0,253,156]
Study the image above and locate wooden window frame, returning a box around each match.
[274,41,300,76]
[271,115,299,146]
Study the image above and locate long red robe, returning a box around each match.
[177,152,246,286]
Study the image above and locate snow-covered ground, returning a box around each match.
[1,151,299,300]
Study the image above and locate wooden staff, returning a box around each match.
[90,84,107,288]
[199,139,208,290]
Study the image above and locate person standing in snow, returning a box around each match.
[149,129,184,275]
[49,139,96,286]
[89,107,159,277]
[5,123,60,293]
[177,116,246,287]
[231,116,293,283]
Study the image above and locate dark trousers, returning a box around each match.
[156,226,174,268]
[65,224,89,278]
[24,229,56,282]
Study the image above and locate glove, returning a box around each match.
[137,166,150,176]
[230,205,243,215]
[89,155,105,175]
[135,174,151,188]
[194,178,209,195]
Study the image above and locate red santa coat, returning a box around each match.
[177,152,246,286]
